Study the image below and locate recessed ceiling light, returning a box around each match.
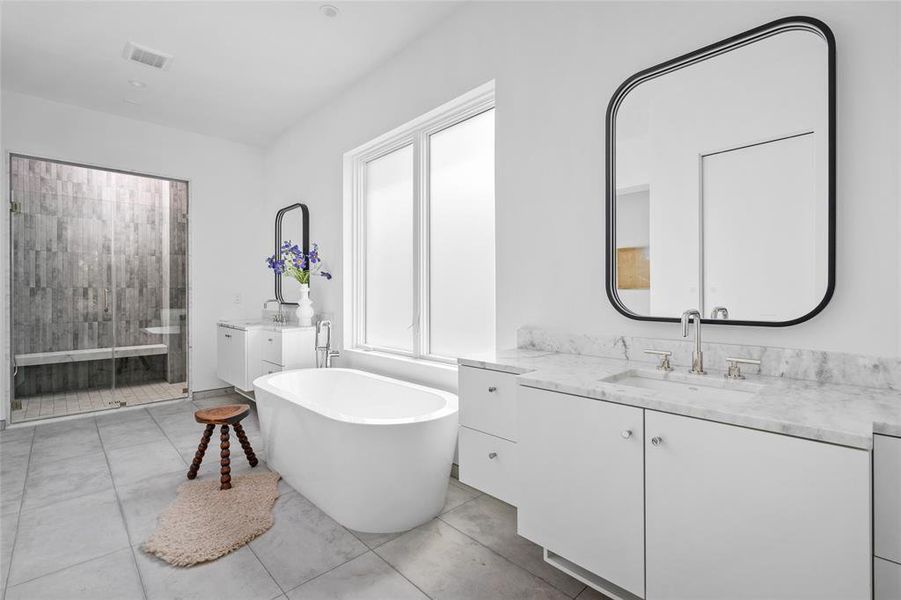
[123,98,141,106]
[128,79,147,88]
[320,4,339,18]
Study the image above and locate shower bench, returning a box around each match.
[15,344,168,367]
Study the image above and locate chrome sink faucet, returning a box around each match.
[681,309,705,375]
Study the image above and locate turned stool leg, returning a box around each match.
[187,424,215,480]
[220,424,232,490]
[233,422,259,467]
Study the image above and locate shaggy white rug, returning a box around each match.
[143,471,281,567]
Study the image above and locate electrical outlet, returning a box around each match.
[232,293,242,305]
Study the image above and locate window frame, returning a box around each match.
[344,82,495,364]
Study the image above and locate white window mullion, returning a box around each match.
[417,130,431,359]
[353,157,367,350]
[411,138,423,359]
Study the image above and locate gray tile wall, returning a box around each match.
[166,181,188,384]
[10,157,188,398]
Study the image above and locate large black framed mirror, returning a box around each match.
[605,16,835,326]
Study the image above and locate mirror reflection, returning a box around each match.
[611,22,832,324]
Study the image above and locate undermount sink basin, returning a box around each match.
[601,369,762,402]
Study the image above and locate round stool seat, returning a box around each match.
[187,403,257,490]
[194,404,251,425]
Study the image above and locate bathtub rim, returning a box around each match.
[253,367,458,426]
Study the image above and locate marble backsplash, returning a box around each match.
[517,326,901,391]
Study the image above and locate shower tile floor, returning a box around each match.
[11,381,187,423]
[0,393,609,600]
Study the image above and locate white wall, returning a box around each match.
[263,1,901,369]
[1,91,269,419]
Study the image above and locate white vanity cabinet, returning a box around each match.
[645,410,871,600]
[458,366,519,505]
[216,324,259,391]
[515,386,872,600]
[518,386,645,598]
[874,433,901,599]
[217,323,316,391]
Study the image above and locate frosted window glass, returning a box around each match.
[364,145,414,351]
[429,109,495,358]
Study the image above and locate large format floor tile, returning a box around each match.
[1,510,19,593]
[441,494,585,597]
[5,547,144,600]
[0,451,29,514]
[21,450,114,511]
[8,488,130,585]
[441,478,482,514]
[97,409,170,450]
[249,490,369,591]
[29,419,102,468]
[117,468,190,545]
[286,551,428,600]
[106,439,187,487]
[376,519,569,600]
[135,545,282,600]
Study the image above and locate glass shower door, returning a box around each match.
[10,156,117,421]
[110,177,188,406]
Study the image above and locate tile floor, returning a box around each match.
[0,393,610,600]
[11,381,188,423]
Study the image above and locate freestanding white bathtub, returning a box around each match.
[253,368,458,533]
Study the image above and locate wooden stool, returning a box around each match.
[186,404,258,490]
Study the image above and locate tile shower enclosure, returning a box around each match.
[9,156,187,409]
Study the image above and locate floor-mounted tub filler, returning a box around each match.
[254,368,458,533]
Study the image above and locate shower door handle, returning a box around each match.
[103,288,110,313]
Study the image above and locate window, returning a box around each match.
[345,83,495,363]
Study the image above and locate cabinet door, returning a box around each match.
[645,411,870,600]
[517,386,644,597]
[216,326,234,383]
[216,326,248,389]
[875,434,901,563]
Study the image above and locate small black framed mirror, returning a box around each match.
[274,203,309,306]
[605,16,835,326]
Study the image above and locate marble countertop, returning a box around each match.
[459,349,901,450]
[217,319,315,332]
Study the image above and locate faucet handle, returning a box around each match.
[644,349,673,372]
[725,357,761,380]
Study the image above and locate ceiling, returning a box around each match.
[1,1,462,146]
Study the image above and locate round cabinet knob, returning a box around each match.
[487,386,497,393]
[621,430,632,439]
[651,436,663,447]
[488,452,498,459]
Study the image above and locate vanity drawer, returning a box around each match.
[875,557,901,600]
[261,360,282,376]
[459,426,517,505]
[459,366,518,441]
[261,331,283,365]
[875,434,901,563]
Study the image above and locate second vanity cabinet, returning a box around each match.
[216,323,316,391]
[517,386,872,600]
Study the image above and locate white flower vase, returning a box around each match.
[295,283,315,326]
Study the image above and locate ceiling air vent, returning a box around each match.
[122,41,173,70]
